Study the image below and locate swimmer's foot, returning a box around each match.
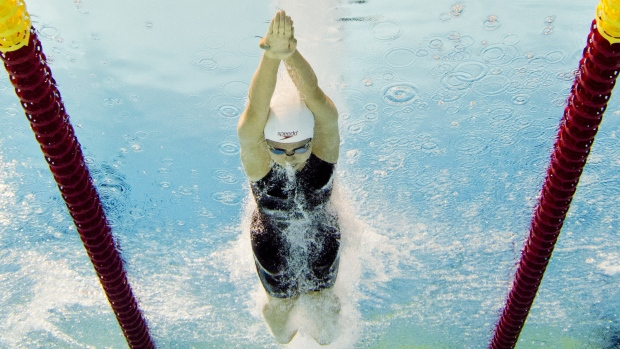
[263,296,298,344]
[306,289,341,345]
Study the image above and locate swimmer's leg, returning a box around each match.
[305,288,341,345]
[262,295,299,344]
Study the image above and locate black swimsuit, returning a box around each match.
[250,153,340,298]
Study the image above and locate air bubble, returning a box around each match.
[523,79,541,89]
[445,106,459,114]
[38,26,60,40]
[489,106,515,121]
[5,108,18,116]
[346,121,374,137]
[429,64,452,78]
[459,36,475,47]
[362,78,374,87]
[103,98,123,106]
[512,94,530,105]
[557,70,577,81]
[480,44,517,65]
[213,169,239,184]
[218,141,240,155]
[453,61,488,82]
[552,98,567,107]
[364,103,378,112]
[384,47,416,68]
[364,112,379,121]
[451,3,465,17]
[544,50,564,64]
[371,21,403,41]
[481,45,505,61]
[542,26,554,35]
[218,105,240,118]
[382,72,395,81]
[191,50,217,70]
[446,50,470,61]
[383,83,420,105]
[429,38,444,50]
[483,16,501,31]
[213,191,241,205]
[177,186,194,196]
[441,73,473,91]
[63,53,76,62]
[439,12,452,21]
[447,31,461,41]
[421,141,438,150]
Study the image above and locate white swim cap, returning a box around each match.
[264,100,315,143]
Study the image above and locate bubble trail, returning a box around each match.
[490,19,620,349]
[0,23,155,349]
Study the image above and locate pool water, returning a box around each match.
[2,0,620,348]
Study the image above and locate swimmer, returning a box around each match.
[237,10,341,345]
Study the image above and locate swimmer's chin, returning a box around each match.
[285,162,305,171]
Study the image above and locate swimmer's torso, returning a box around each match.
[250,153,335,220]
[249,153,340,298]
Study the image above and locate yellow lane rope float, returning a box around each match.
[597,0,620,44]
[0,0,30,53]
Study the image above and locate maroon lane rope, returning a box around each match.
[489,20,620,349]
[0,28,155,349]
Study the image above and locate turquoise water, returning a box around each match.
[2,0,620,348]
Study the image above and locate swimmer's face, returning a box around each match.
[266,138,313,171]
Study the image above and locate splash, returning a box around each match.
[213,178,375,348]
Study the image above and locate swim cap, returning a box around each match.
[264,100,315,143]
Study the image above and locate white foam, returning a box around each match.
[598,259,620,276]
[0,250,108,347]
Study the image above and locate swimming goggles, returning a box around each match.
[268,140,311,156]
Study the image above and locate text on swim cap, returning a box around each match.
[278,131,298,140]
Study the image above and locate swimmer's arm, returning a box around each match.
[237,53,280,181]
[284,51,340,163]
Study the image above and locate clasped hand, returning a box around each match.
[260,10,297,60]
